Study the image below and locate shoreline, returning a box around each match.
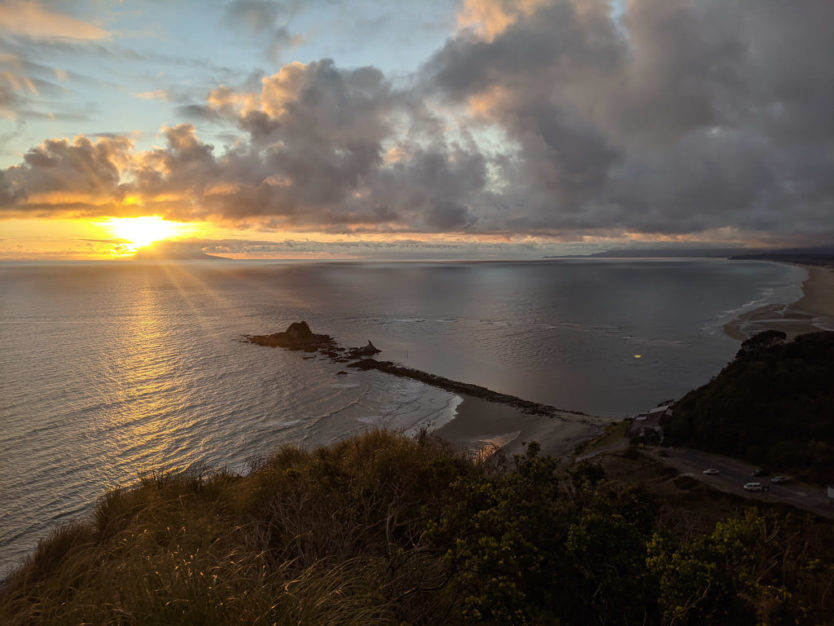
[248,325,609,459]
[724,264,834,341]
[434,393,608,460]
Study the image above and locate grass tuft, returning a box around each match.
[2,428,833,624]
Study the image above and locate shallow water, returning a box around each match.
[0,258,805,575]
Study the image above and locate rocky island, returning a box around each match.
[247,321,336,351]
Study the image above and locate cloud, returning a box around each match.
[0,44,105,122]
[0,81,18,118]
[131,90,170,101]
[456,0,548,41]
[170,235,577,260]
[224,0,303,59]
[422,0,834,240]
[133,239,221,260]
[0,134,130,215]
[0,0,832,247]
[0,1,110,41]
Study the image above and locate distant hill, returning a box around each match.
[730,245,834,266]
[544,244,834,261]
[663,331,834,481]
[586,247,747,258]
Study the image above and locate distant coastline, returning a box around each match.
[724,263,834,341]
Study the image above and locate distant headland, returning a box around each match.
[133,240,225,261]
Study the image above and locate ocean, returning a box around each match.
[0,258,805,575]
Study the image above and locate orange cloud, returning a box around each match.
[131,90,169,101]
[457,0,547,40]
[207,85,257,117]
[25,191,117,206]
[0,1,110,41]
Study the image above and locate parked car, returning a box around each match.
[702,468,720,475]
[744,482,763,492]
[752,468,771,477]
[770,475,791,484]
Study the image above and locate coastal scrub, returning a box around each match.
[2,430,833,624]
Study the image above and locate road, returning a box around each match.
[642,446,834,520]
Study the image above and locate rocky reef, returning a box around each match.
[247,321,335,351]
[247,321,581,418]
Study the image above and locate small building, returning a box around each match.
[627,404,672,444]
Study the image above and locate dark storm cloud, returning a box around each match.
[1,0,832,244]
[157,59,490,231]
[424,0,834,240]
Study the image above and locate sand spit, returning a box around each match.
[248,322,609,458]
[725,264,834,341]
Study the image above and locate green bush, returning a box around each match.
[3,430,833,624]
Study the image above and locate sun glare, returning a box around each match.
[106,216,183,249]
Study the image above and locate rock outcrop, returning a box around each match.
[347,341,381,358]
[247,321,334,351]
[246,322,585,419]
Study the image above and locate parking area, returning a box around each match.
[642,446,834,519]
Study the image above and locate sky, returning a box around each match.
[0,0,832,260]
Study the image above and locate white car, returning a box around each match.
[744,482,763,492]
[770,475,791,484]
[702,468,720,475]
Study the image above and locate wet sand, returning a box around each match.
[724,264,834,341]
[435,393,609,460]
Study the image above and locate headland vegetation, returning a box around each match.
[3,428,834,624]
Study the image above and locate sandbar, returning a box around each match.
[435,393,608,460]
[724,264,834,341]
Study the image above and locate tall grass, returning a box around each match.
[0,429,475,625]
[4,429,833,624]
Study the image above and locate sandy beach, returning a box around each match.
[724,264,834,341]
[435,393,609,460]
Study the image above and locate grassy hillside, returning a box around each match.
[2,430,834,624]
[663,331,834,481]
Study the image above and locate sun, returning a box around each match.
[106,216,183,249]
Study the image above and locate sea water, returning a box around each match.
[0,258,805,575]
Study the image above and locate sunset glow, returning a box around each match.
[0,0,831,259]
[105,217,185,250]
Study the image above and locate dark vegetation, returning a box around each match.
[3,430,833,625]
[663,331,834,482]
